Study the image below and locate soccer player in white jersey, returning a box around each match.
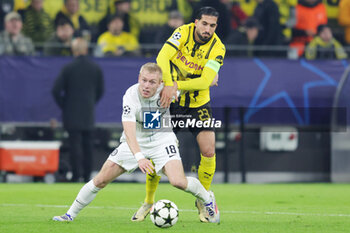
[52,62,220,223]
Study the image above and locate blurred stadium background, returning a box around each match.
[1,1,350,232]
[1,57,350,184]
[0,0,350,184]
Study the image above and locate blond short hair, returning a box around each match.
[139,62,162,81]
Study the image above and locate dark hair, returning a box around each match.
[56,18,73,28]
[114,0,131,4]
[108,13,123,25]
[244,17,260,29]
[195,6,219,20]
[317,24,330,35]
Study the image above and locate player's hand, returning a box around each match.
[160,85,177,108]
[173,81,178,102]
[138,158,155,174]
[210,74,219,87]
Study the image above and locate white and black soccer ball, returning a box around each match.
[150,199,179,228]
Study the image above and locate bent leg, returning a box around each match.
[163,160,210,203]
[93,160,125,188]
[66,160,125,219]
[163,160,187,189]
[196,131,216,190]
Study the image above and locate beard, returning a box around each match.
[196,31,212,43]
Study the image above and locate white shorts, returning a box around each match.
[107,140,181,174]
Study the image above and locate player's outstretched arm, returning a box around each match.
[157,42,179,108]
[156,43,177,87]
[122,121,154,174]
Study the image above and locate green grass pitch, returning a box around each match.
[1,183,350,233]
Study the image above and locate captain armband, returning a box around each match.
[205,60,221,73]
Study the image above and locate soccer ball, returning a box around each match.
[150,199,179,228]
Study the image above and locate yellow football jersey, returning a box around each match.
[130,0,192,27]
[157,23,226,108]
[97,31,139,54]
[42,0,109,23]
[43,0,63,19]
[14,0,29,11]
[323,0,339,19]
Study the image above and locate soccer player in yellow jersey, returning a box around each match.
[132,7,225,223]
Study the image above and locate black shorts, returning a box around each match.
[170,102,214,137]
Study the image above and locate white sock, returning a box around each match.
[67,180,101,218]
[185,177,210,204]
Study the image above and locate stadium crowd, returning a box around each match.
[0,0,348,59]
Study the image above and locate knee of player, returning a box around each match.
[169,178,187,190]
[201,148,215,157]
[93,177,109,189]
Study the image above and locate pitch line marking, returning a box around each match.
[1,203,350,218]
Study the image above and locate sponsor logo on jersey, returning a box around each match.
[176,51,204,71]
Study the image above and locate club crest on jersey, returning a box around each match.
[172,32,181,40]
[197,49,205,60]
[143,110,161,129]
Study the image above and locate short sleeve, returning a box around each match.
[208,42,226,66]
[166,25,188,49]
[121,93,137,122]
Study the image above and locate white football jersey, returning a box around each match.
[120,83,176,146]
